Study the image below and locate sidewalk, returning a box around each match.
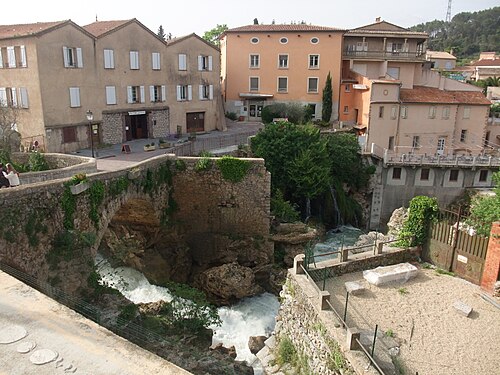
[73,120,263,171]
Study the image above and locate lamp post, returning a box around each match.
[86,110,94,158]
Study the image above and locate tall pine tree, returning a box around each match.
[157,25,166,41]
[322,72,332,122]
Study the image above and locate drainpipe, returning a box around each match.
[395,82,403,150]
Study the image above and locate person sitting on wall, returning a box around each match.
[5,163,20,187]
[0,163,10,188]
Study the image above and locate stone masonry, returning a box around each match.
[150,109,170,139]
[102,112,124,145]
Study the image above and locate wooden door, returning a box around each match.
[186,112,205,133]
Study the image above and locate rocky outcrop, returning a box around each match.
[198,262,263,305]
[271,223,318,267]
[387,207,408,239]
[248,335,267,354]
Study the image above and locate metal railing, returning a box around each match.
[384,151,500,167]
[343,50,425,61]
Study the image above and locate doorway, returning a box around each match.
[186,112,205,133]
[249,102,263,121]
[125,114,148,141]
[437,137,445,155]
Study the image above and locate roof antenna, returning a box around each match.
[96,14,98,22]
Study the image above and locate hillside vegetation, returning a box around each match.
[410,6,499,61]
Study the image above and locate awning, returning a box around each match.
[239,93,274,98]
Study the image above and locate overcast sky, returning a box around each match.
[1,0,498,37]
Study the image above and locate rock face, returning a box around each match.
[248,335,267,354]
[387,207,408,239]
[272,223,318,267]
[198,262,263,305]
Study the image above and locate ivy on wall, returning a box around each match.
[398,196,439,247]
[216,156,251,183]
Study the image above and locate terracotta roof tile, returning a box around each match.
[83,20,132,37]
[470,58,500,67]
[226,24,344,33]
[0,21,68,40]
[400,86,490,105]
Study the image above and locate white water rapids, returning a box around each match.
[95,255,280,373]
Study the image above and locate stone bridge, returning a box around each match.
[0,154,272,296]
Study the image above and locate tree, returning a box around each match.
[0,106,21,160]
[202,24,228,47]
[253,18,259,25]
[157,25,166,41]
[322,72,332,122]
[467,171,500,236]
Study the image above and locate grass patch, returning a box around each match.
[385,329,394,338]
[435,268,455,276]
[398,287,409,295]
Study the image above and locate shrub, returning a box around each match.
[271,190,300,223]
[277,336,297,366]
[261,102,306,124]
[195,156,212,171]
[216,156,250,183]
[27,152,49,171]
[398,196,439,247]
[225,111,238,121]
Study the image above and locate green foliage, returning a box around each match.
[398,196,439,247]
[398,287,409,295]
[322,72,332,122]
[225,111,238,121]
[271,189,301,223]
[47,230,96,266]
[385,329,394,338]
[71,173,87,185]
[195,156,213,172]
[108,177,129,197]
[86,266,120,300]
[61,182,77,230]
[175,159,186,171]
[466,171,500,236]
[24,209,48,246]
[261,103,306,124]
[326,180,363,227]
[88,181,105,229]
[410,7,500,58]
[216,156,250,183]
[117,304,139,325]
[202,24,228,47]
[157,25,166,41]
[277,336,297,366]
[26,152,49,171]
[435,268,455,276]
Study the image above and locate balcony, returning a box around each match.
[343,50,426,61]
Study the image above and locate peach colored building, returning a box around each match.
[339,19,491,157]
[221,24,344,122]
[0,19,224,153]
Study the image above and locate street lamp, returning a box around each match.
[86,110,94,158]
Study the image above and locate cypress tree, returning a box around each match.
[322,72,332,122]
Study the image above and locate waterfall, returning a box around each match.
[329,185,343,227]
[305,197,311,221]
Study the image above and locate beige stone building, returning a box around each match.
[425,50,457,70]
[220,24,344,122]
[0,19,224,153]
[339,19,491,157]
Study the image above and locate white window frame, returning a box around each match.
[249,54,260,68]
[8,88,17,107]
[63,46,83,68]
[127,85,144,104]
[178,54,187,71]
[278,54,288,69]
[19,87,29,108]
[307,77,319,93]
[391,105,398,120]
[277,77,288,93]
[199,84,214,100]
[0,48,3,68]
[20,46,27,68]
[105,86,116,105]
[176,85,192,101]
[308,54,319,69]
[152,52,161,70]
[130,51,139,70]
[69,87,81,108]
[249,77,259,92]
[104,49,114,69]
[7,46,16,68]
[401,106,408,119]
[0,88,6,106]
[150,85,166,102]
[198,55,213,71]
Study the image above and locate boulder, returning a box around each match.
[248,335,267,354]
[272,223,318,267]
[199,262,263,305]
[387,207,408,239]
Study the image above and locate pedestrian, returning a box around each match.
[0,163,9,188]
[5,163,20,187]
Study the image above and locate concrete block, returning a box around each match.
[346,328,361,350]
[453,300,473,317]
[345,281,365,295]
[264,335,276,350]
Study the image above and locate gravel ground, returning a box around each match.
[324,266,500,375]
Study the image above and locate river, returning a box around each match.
[95,255,280,374]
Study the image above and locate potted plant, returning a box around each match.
[158,139,171,149]
[188,132,197,141]
[143,143,156,152]
[70,173,89,195]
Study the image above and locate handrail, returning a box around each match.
[325,299,347,328]
[355,338,387,375]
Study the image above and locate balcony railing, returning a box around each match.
[343,50,426,61]
[383,151,500,167]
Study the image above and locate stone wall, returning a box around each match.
[150,109,170,139]
[102,112,124,145]
[0,154,272,296]
[12,153,97,185]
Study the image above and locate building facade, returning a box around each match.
[0,19,224,153]
[220,24,344,122]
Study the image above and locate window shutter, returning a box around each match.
[179,54,186,70]
[106,86,116,105]
[104,49,115,69]
[0,49,3,69]
[187,85,192,101]
[386,43,392,52]
[127,86,133,103]
[7,46,16,68]
[209,85,213,100]
[140,86,145,103]
[149,85,155,102]
[176,85,182,101]
[199,85,204,100]
[76,48,83,68]
[20,46,27,67]
[198,56,203,71]
[208,56,213,71]
[19,88,29,108]
[69,87,80,107]
[0,88,6,106]
[152,53,160,70]
[11,88,18,107]
[161,85,166,101]
[63,46,69,67]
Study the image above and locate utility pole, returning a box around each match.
[446,0,452,22]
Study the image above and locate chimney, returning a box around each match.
[375,17,381,22]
